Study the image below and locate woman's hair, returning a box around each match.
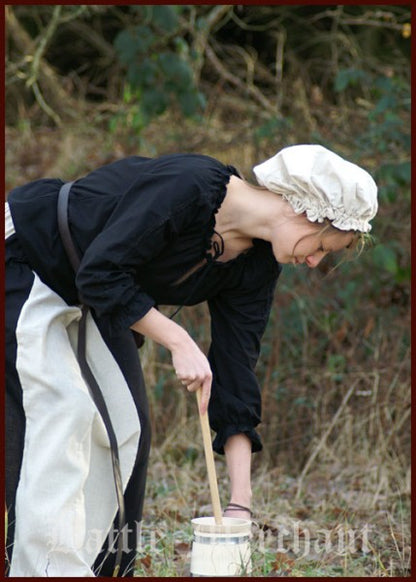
[292,220,373,275]
[294,218,371,258]
[314,219,373,260]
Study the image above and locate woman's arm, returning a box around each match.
[130,307,212,414]
[224,434,253,516]
[132,309,252,513]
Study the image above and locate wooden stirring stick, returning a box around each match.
[196,388,223,525]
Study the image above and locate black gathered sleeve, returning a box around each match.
[74,157,233,336]
[207,270,279,455]
[74,172,204,335]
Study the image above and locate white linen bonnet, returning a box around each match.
[253,144,378,232]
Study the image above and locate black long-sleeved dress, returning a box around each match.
[5,153,281,576]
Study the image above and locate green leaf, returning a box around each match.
[378,161,411,186]
[371,244,398,275]
[158,52,192,86]
[174,37,189,56]
[334,68,366,92]
[135,60,158,87]
[177,90,202,117]
[114,30,139,64]
[114,26,154,62]
[374,75,394,92]
[151,6,179,33]
[327,354,346,373]
[132,25,154,54]
[141,88,168,117]
[373,93,397,115]
[395,266,411,284]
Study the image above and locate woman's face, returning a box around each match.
[271,219,354,268]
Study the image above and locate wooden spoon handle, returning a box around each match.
[196,389,223,525]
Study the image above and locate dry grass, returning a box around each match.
[137,409,410,576]
[137,345,410,576]
[138,292,410,576]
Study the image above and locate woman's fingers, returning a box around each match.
[184,371,212,406]
[179,373,212,413]
[183,376,211,415]
[198,375,211,415]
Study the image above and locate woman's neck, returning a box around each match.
[216,175,289,248]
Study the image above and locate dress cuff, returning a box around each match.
[212,424,263,455]
[94,293,155,336]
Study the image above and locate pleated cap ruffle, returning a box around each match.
[253,144,378,232]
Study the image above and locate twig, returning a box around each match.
[230,10,282,32]
[26,6,63,88]
[31,80,62,126]
[295,378,359,500]
[6,5,81,123]
[275,30,286,112]
[308,8,406,31]
[205,43,276,115]
[192,5,233,83]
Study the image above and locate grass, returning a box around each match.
[134,298,410,578]
[132,405,410,577]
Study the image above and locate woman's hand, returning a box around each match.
[131,307,212,414]
[171,340,212,415]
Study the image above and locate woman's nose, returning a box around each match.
[305,252,326,268]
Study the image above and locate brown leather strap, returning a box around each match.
[224,502,253,517]
[57,182,125,576]
[57,181,80,272]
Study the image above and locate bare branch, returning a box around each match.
[205,43,277,116]
[26,6,63,88]
[31,80,62,126]
[190,5,234,82]
[6,5,82,124]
